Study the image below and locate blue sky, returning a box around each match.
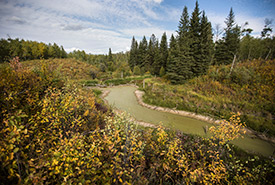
[0,0,274,54]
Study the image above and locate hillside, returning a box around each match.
[21,58,100,80]
[142,59,275,137]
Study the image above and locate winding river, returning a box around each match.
[105,86,274,157]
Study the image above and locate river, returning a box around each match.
[104,85,274,157]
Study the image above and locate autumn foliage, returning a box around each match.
[0,58,274,184]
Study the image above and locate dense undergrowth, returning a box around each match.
[142,59,275,137]
[21,58,100,81]
[1,58,274,184]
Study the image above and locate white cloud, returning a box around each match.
[62,24,86,31]
[236,14,266,36]
[2,0,271,54]
[7,16,27,25]
[153,0,163,3]
[0,0,174,54]
[121,27,175,41]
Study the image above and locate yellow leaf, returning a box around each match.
[13,148,19,153]
[83,110,89,117]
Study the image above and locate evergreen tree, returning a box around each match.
[159,32,168,70]
[177,6,193,80]
[0,39,10,62]
[152,40,161,75]
[129,37,138,70]
[144,39,153,72]
[159,66,165,77]
[107,48,115,72]
[145,34,158,73]
[60,46,67,58]
[200,11,213,72]
[108,48,113,62]
[215,8,240,65]
[189,0,202,76]
[137,36,148,68]
[177,6,189,38]
[166,34,182,83]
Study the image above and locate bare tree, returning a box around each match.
[213,24,224,43]
[261,18,273,38]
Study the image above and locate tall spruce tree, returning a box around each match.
[215,8,240,65]
[137,36,148,68]
[200,11,213,72]
[145,34,158,73]
[177,6,189,38]
[159,32,168,70]
[152,40,161,75]
[129,36,138,69]
[167,34,182,83]
[108,48,113,62]
[189,1,202,76]
[177,6,193,80]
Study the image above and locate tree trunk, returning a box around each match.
[229,54,237,76]
[265,48,271,60]
[248,46,251,60]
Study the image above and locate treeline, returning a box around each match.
[68,48,129,72]
[0,38,133,79]
[69,48,132,79]
[0,38,67,62]
[129,1,275,84]
[239,34,275,61]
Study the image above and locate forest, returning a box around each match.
[0,1,275,184]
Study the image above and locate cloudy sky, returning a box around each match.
[0,0,274,54]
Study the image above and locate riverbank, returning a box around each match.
[135,90,220,124]
[98,85,157,128]
[135,89,275,144]
[95,84,275,144]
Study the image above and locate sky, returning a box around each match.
[0,0,274,54]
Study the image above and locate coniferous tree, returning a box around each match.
[107,48,114,71]
[215,8,240,65]
[200,11,213,72]
[152,40,161,75]
[0,39,10,62]
[159,32,168,70]
[61,46,67,58]
[159,66,165,77]
[189,1,202,76]
[108,48,113,62]
[137,36,148,68]
[145,34,158,73]
[144,39,153,72]
[177,6,193,80]
[167,34,182,83]
[177,6,189,38]
[129,37,138,70]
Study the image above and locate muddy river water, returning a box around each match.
[105,86,274,157]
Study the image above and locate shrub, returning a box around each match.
[133,66,141,75]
